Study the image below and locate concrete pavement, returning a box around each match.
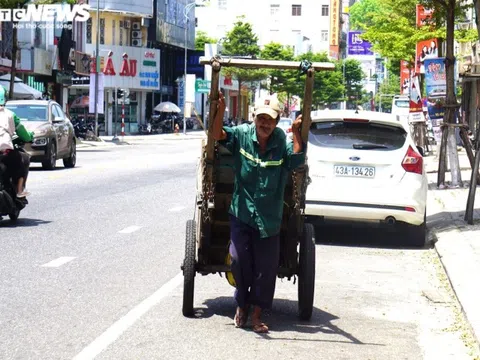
[426,149,480,354]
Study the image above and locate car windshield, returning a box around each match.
[309,120,406,151]
[394,100,410,108]
[278,119,291,128]
[5,105,48,121]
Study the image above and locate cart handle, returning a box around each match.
[199,56,335,71]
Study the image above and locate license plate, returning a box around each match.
[334,165,375,178]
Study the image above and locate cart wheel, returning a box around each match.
[298,222,316,320]
[183,219,196,317]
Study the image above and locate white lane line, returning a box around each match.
[72,272,183,360]
[118,226,142,234]
[168,206,186,212]
[41,257,76,268]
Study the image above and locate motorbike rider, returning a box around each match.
[0,87,34,197]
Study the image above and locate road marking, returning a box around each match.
[168,206,185,212]
[41,257,76,268]
[72,272,183,360]
[118,226,142,234]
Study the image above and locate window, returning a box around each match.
[321,30,328,42]
[119,22,123,46]
[218,0,227,10]
[5,105,48,122]
[86,18,92,44]
[270,4,279,16]
[322,5,329,16]
[292,4,301,16]
[112,20,116,45]
[309,121,407,151]
[100,18,105,44]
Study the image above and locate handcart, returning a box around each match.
[181,57,335,320]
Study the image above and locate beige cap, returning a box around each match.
[254,95,281,119]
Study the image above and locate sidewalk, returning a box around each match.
[77,131,206,148]
[426,150,480,352]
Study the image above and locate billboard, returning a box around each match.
[348,31,373,56]
[416,38,438,74]
[416,4,434,27]
[400,60,410,95]
[424,58,446,97]
[329,0,340,59]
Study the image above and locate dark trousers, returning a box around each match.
[0,150,28,184]
[229,215,280,309]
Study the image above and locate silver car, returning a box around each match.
[6,100,76,170]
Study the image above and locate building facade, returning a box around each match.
[196,0,334,56]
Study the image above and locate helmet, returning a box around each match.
[0,86,6,106]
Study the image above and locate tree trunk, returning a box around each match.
[474,0,480,40]
[9,26,18,99]
[441,0,462,187]
[237,79,242,121]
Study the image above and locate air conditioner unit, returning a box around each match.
[131,38,142,47]
[124,20,131,29]
[131,30,142,39]
[132,22,141,31]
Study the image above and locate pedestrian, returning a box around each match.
[212,92,306,333]
[0,87,34,197]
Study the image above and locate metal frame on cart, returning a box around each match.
[182,56,335,320]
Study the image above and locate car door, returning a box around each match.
[52,104,68,156]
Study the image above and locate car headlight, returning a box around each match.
[33,137,47,146]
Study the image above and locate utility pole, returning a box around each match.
[183,2,197,135]
[94,0,100,137]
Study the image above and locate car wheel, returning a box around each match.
[63,140,76,168]
[42,141,56,170]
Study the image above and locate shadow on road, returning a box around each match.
[0,218,52,228]
[313,220,434,250]
[192,296,383,345]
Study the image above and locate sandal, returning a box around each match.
[252,322,269,333]
[234,306,249,328]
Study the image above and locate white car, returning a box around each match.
[277,117,293,141]
[304,109,428,247]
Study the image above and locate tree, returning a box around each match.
[342,58,365,109]
[0,0,76,99]
[221,17,267,119]
[376,73,401,112]
[195,31,217,51]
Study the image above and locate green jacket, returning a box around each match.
[219,123,305,238]
[13,112,33,142]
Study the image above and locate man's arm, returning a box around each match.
[13,113,34,142]
[284,115,306,170]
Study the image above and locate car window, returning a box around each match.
[52,105,64,120]
[394,100,409,108]
[5,105,48,122]
[309,121,407,151]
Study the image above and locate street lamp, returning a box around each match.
[183,1,197,135]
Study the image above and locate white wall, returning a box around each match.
[196,0,331,54]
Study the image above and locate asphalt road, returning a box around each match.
[0,139,475,360]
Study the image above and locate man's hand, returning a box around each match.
[214,92,226,123]
[292,114,302,131]
[212,92,227,141]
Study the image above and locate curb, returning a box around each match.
[430,227,480,353]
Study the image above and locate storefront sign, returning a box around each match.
[329,0,340,60]
[85,44,160,90]
[347,31,373,56]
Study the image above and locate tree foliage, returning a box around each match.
[260,42,296,95]
[195,31,217,51]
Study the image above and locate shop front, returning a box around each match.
[83,44,161,135]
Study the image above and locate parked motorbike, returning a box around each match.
[0,136,29,222]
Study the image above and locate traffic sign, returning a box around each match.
[195,79,211,93]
